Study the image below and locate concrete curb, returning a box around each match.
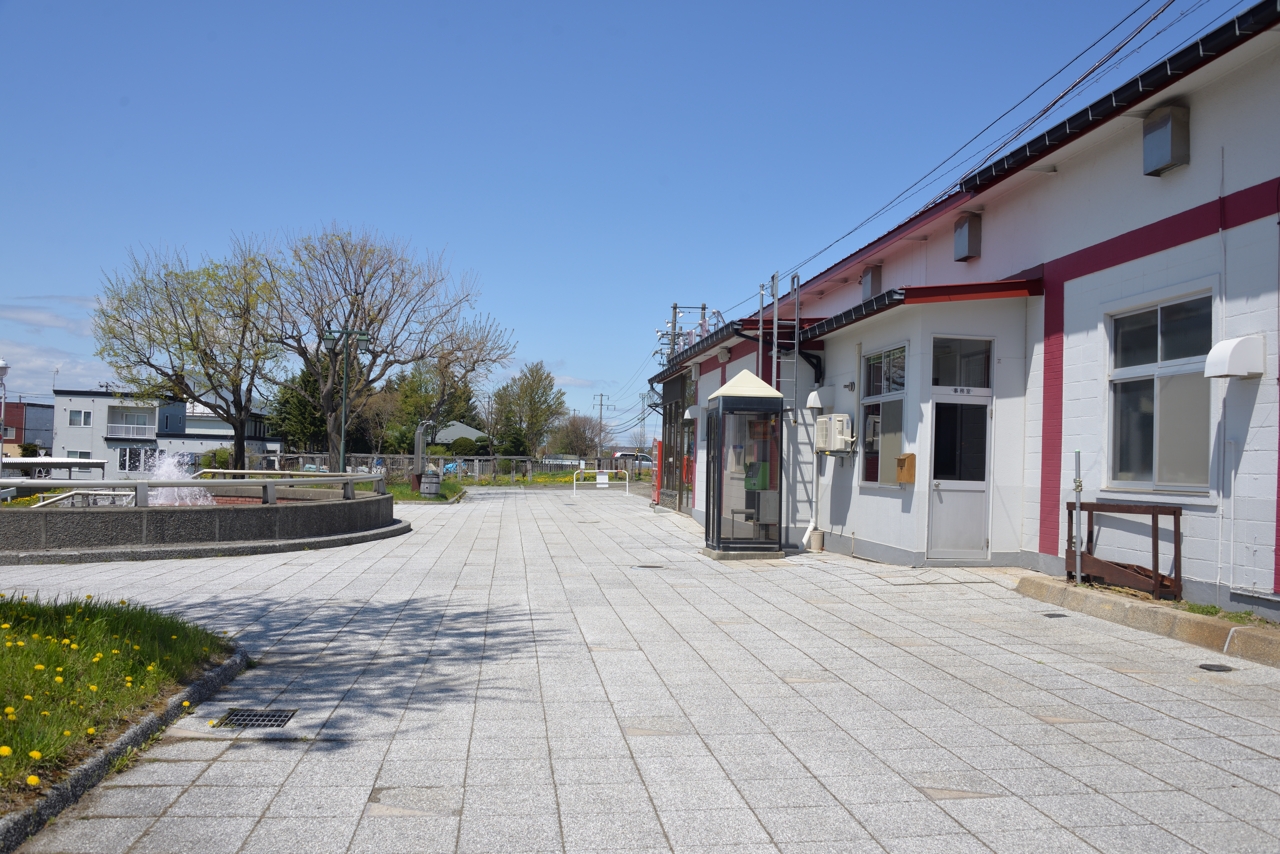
[1015,575,1280,668]
[0,519,412,566]
[0,648,250,854]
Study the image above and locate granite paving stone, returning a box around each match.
[6,488,1280,853]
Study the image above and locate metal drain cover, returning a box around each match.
[215,708,297,728]
[634,565,664,569]
[1043,613,1068,619]
[1199,663,1234,672]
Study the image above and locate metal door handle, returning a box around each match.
[933,481,940,489]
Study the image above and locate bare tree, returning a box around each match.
[94,241,280,471]
[262,225,513,471]
[629,426,648,451]
[552,413,608,459]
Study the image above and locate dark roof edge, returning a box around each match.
[800,291,908,342]
[648,321,745,385]
[960,0,1280,193]
[791,0,1280,303]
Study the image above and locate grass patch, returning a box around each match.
[368,480,465,502]
[0,593,231,810]
[1174,600,1278,628]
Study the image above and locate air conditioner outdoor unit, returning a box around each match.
[815,414,854,453]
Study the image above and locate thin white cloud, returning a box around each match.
[0,305,94,337]
[0,338,111,397]
[555,375,596,388]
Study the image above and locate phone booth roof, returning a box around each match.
[708,370,783,412]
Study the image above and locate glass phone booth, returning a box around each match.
[705,370,784,553]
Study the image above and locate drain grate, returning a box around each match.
[634,565,664,569]
[1043,613,1068,619]
[214,708,297,729]
[1199,663,1234,672]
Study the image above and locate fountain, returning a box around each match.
[147,455,214,507]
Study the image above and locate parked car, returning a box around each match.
[613,452,654,470]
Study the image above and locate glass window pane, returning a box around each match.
[1113,309,1158,368]
[887,347,906,393]
[1160,296,1212,361]
[933,339,991,388]
[83,411,91,426]
[863,403,881,482]
[69,410,81,426]
[1158,372,1210,485]
[118,448,128,470]
[933,402,987,481]
[878,399,903,485]
[866,354,884,398]
[1112,379,1154,482]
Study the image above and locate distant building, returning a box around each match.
[435,421,486,444]
[0,401,53,456]
[51,389,281,478]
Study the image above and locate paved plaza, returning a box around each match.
[4,488,1280,853]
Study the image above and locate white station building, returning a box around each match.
[651,1,1280,619]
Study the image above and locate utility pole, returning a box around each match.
[592,393,615,461]
[668,303,679,361]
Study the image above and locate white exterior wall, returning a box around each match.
[810,300,1028,564]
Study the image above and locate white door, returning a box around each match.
[927,397,990,559]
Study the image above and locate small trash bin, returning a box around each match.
[421,469,441,498]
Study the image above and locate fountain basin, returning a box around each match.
[0,487,405,564]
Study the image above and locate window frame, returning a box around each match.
[68,409,92,427]
[1106,294,1212,491]
[860,342,909,488]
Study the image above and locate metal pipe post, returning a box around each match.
[1074,449,1083,586]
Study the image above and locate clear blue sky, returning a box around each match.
[0,0,1251,438]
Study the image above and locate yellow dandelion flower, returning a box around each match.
[26,776,40,787]
[89,685,98,692]
[40,711,50,717]
[55,677,63,683]
[182,701,190,707]
[171,635,177,639]
[146,666,154,672]
[2,707,12,714]
[34,664,45,671]
[85,595,92,600]
[111,650,119,655]
[63,730,71,737]
[5,715,15,722]
[119,599,127,605]
[16,641,24,647]
[70,644,79,650]
[23,695,32,701]
[133,645,140,651]
[0,746,10,757]
[0,623,8,628]
[28,750,41,760]
[61,639,69,645]
[86,727,95,735]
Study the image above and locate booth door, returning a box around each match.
[927,399,990,559]
[705,411,720,547]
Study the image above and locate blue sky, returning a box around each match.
[0,0,1253,438]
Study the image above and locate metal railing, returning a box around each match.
[572,469,630,495]
[6,470,386,508]
[106,424,156,439]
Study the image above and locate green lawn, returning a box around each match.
[0,594,230,809]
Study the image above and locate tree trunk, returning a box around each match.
[326,410,343,473]
[232,420,248,477]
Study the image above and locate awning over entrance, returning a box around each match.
[708,369,783,401]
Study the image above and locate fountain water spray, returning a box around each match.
[147,454,215,506]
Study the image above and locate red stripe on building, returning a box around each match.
[1037,177,1280,566]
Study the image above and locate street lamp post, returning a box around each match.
[0,358,9,482]
[321,329,370,474]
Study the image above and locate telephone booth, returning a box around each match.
[705,370,784,554]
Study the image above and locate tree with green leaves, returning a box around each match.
[491,362,566,457]
[267,370,328,452]
[94,241,281,471]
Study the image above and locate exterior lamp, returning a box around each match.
[322,330,339,352]
[0,357,9,481]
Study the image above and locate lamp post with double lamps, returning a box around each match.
[0,358,9,481]
[321,329,371,474]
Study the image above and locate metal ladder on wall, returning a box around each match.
[770,272,802,420]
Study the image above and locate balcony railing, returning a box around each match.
[106,424,156,439]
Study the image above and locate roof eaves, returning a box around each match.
[960,0,1280,193]
[799,290,907,342]
[647,320,745,385]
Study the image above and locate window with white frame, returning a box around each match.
[118,447,159,472]
[862,345,906,485]
[2,426,14,440]
[68,409,92,427]
[71,450,93,473]
[1109,295,1211,487]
